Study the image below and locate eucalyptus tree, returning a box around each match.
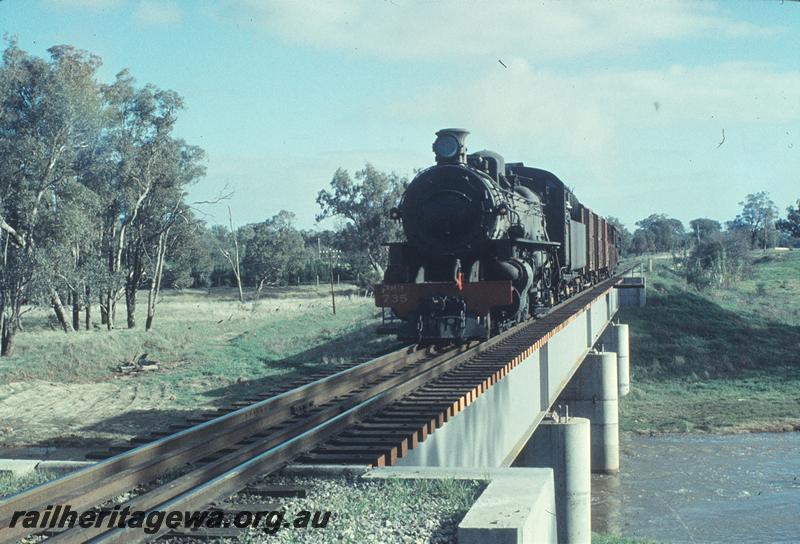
[241,210,307,293]
[777,199,800,242]
[688,218,722,244]
[88,71,190,328]
[137,139,206,330]
[316,164,407,281]
[0,41,104,353]
[727,192,779,250]
[633,214,686,254]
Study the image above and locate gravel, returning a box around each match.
[5,469,484,543]
[234,473,485,544]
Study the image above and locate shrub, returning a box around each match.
[685,232,751,289]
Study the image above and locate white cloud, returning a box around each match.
[389,59,800,169]
[132,0,181,26]
[209,0,781,61]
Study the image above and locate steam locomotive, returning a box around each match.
[375,129,620,344]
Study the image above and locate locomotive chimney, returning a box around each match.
[433,128,469,165]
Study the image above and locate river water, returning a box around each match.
[592,432,800,543]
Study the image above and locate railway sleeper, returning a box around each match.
[295,452,385,467]
[328,437,409,459]
[337,430,419,450]
[363,415,436,437]
[309,445,398,466]
[350,422,427,443]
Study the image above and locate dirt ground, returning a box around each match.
[0,379,202,452]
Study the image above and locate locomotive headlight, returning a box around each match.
[433,134,459,159]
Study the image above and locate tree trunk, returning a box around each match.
[71,290,81,332]
[0,277,24,356]
[85,286,91,330]
[1,315,14,356]
[257,278,266,298]
[125,283,137,329]
[226,207,244,304]
[51,291,72,333]
[367,251,384,278]
[125,247,144,329]
[146,230,168,332]
[100,292,108,325]
[106,291,114,330]
[145,295,155,331]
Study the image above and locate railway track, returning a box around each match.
[0,272,626,543]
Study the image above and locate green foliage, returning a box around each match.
[727,191,779,250]
[0,39,207,347]
[684,231,750,289]
[316,164,407,283]
[688,217,721,243]
[776,198,800,244]
[631,214,686,254]
[0,40,109,351]
[621,252,800,378]
[240,210,308,289]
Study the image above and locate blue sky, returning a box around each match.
[2,0,799,232]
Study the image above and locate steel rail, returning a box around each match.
[50,335,507,543]
[0,344,441,541]
[1,270,631,542]
[54,272,630,543]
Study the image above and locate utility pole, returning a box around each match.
[316,237,322,287]
[329,251,336,315]
[321,247,341,314]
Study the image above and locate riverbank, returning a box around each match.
[618,250,800,435]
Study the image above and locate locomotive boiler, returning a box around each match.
[375,129,619,344]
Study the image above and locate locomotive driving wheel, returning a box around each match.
[542,264,553,290]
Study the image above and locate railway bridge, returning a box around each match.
[0,271,645,544]
[358,270,645,544]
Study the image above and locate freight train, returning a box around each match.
[375,129,620,344]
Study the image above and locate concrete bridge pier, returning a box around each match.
[515,416,591,544]
[600,323,630,396]
[560,351,619,474]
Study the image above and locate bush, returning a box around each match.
[685,232,751,289]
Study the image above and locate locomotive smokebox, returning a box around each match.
[433,128,469,164]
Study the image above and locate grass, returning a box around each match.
[618,250,800,434]
[0,470,57,499]
[2,253,797,441]
[0,285,401,445]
